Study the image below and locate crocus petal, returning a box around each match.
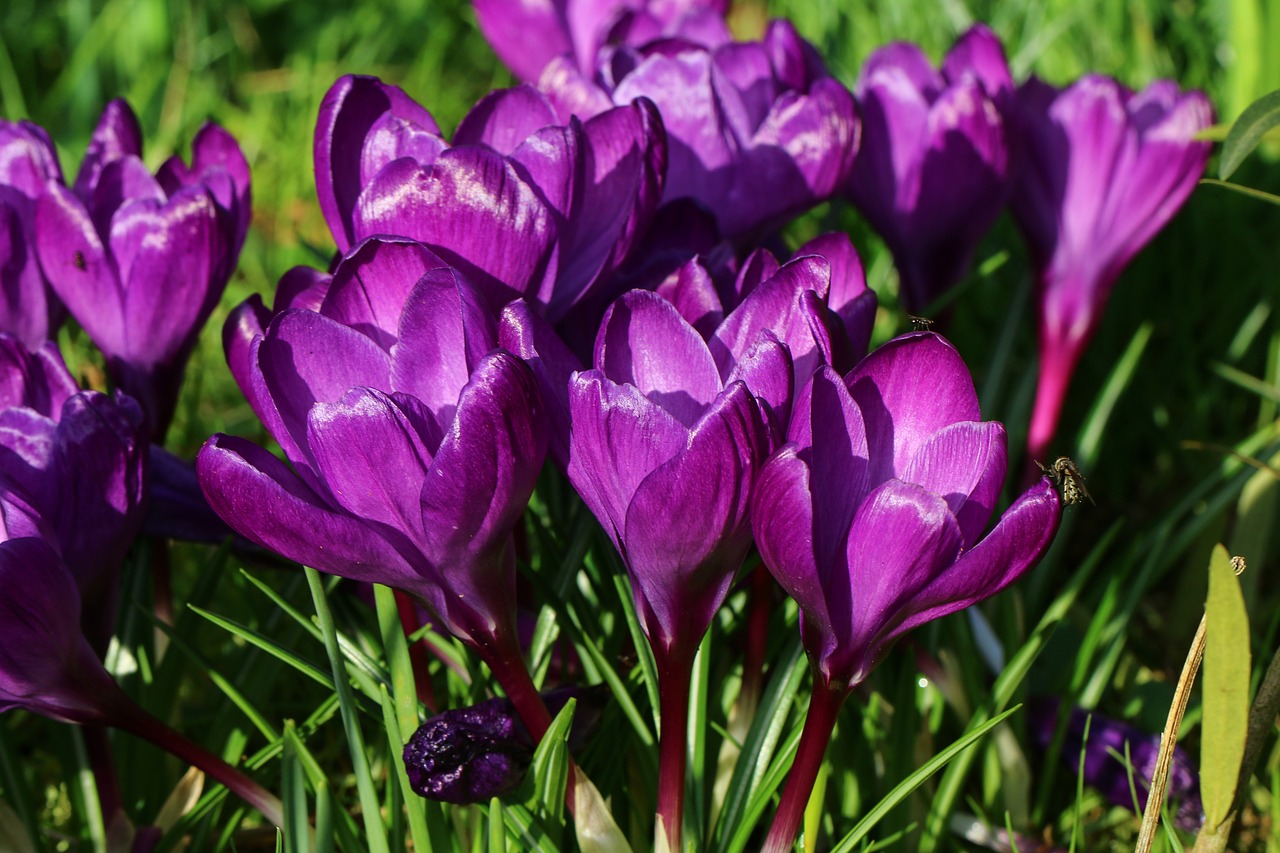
[594,290,720,426]
[499,299,582,469]
[656,256,724,336]
[722,333,793,443]
[0,337,77,416]
[353,151,555,309]
[390,267,499,420]
[0,537,122,724]
[901,420,1006,545]
[418,351,547,642]
[473,0,575,83]
[306,387,436,543]
[623,381,766,651]
[276,266,332,313]
[0,120,63,196]
[882,477,1061,644]
[256,310,392,472]
[222,295,273,423]
[314,75,441,252]
[197,433,421,585]
[567,369,688,552]
[73,100,143,199]
[846,332,980,485]
[453,85,560,154]
[111,188,223,366]
[943,24,1013,102]
[826,480,963,686]
[751,445,834,649]
[321,236,450,351]
[35,184,124,357]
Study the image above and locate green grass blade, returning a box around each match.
[188,604,334,691]
[378,683,432,853]
[831,706,1023,853]
[305,566,390,853]
[1219,88,1280,179]
[281,722,311,853]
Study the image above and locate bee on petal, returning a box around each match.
[1037,456,1093,506]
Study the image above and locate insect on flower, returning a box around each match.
[907,314,934,331]
[1037,456,1093,505]
[72,251,86,271]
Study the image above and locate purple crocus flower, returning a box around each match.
[1031,699,1203,833]
[750,332,1061,852]
[1010,75,1212,462]
[314,76,665,326]
[34,99,251,439]
[564,286,792,849]
[847,25,1012,312]
[0,120,67,347]
[0,335,148,653]
[540,19,860,241]
[198,237,555,737]
[0,534,282,825]
[473,0,730,83]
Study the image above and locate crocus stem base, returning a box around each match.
[762,677,849,853]
[655,647,696,853]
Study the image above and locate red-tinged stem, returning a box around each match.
[83,725,122,824]
[394,590,437,712]
[762,678,848,853]
[109,701,283,827]
[654,646,696,853]
[1025,328,1085,484]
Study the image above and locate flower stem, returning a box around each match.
[762,677,848,853]
[110,700,283,827]
[654,647,696,853]
[83,725,122,825]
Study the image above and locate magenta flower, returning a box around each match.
[1010,75,1212,461]
[198,237,554,737]
[0,119,66,347]
[750,333,1061,852]
[540,19,860,241]
[0,336,148,653]
[473,0,730,83]
[314,76,665,325]
[565,287,793,849]
[34,100,251,439]
[847,25,1012,312]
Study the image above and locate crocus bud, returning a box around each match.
[34,100,251,439]
[0,119,66,347]
[847,25,1012,312]
[1010,75,1212,461]
[540,19,860,241]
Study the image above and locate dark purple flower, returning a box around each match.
[564,286,789,849]
[198,238,550,728]
[473,0,730,83]
[847,25,1012,312]
[1032,700,1203,832]
[0,119,67,347]
[34,100,251,439]
[314,76,665,325]
[540,19,860,241]
[0,533,282,825]
[0,336,148,652]
[751,333,1060,852]
[1010,75,1212,461]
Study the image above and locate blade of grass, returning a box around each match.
[305,566,390,853]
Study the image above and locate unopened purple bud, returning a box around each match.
[404,696,533,803]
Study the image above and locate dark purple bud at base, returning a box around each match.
[404,696,533,803]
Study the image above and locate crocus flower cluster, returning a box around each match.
[0,1,1218,848]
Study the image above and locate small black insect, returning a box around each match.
[907,314,934,331]
[1036,456,1093,506]
[72,250,86,271]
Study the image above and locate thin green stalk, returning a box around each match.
[305,566,390,853]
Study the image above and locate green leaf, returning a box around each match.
[829,705,1022,853]
[1200,177,1280,207]
[280,722,311,853]
[1201,544,1251,828]
[1219,88,1280,179]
